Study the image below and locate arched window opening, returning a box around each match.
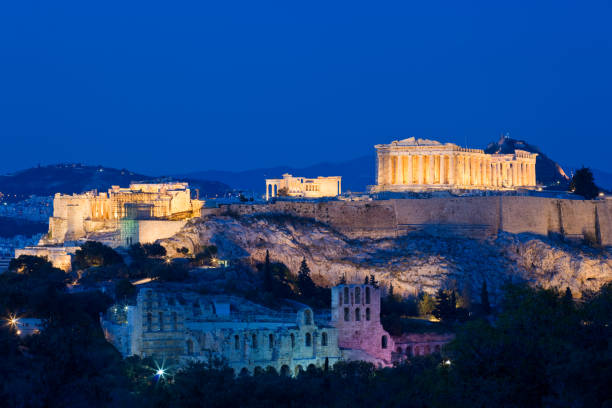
[281,365,291,377]
[435,345,441,353]
[338,292,343,305]
[396,347,403,353]
[290,333,295,348]
[355,308,361,321]
[186,339,194,355]
[321,332,328,346]
[382,335,388,349]
[234,335,240,350]
[366,287,371,304]
[344,287,349,304]
[406,347,412,357]
[269,334,274,349]
[146,313,152,331]
[172,312,177,331]
[344,307,350,322]
[425,345,431,354]
[355,287,361,304]
[305,333,312,347]
[252,334,258,349]
[366,308,371,321]
[158,312,164,331]
[304,309,312,325]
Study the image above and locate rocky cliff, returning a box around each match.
[159,213,612,303]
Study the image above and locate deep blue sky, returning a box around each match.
[1,1,611,176]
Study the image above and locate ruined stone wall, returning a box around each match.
[224,197,612,246]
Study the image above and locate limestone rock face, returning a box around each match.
[159,214,612,303]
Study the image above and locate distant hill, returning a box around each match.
[484,135,570,189]
[0,164,230,201]
[182,155,376,194]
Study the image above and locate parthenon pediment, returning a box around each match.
[393,137,442,146]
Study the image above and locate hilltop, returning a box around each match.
[0,163,230,201]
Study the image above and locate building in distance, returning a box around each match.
[265,174,341,200]
[371,137,538,192]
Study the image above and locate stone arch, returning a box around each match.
[396,346,403,353]
[280,365,291,377]
[382,335,388,349]
[366,308,371,321]
[172,311,177,331]
[253,366,263,375]
[355,287,361,304]
[252,333,258,349]
[239,367,249,377]
[343,287,349,304]
[366,287,371,304]
[265,366,277,375]
[273,184,278,196]
[355,308,360,321]
[321,332,328,346]
[268,333,274,349]
[305,332,312,347]
[158,312,164,331]
[344,307,350,321]
[186,339,194,355]
[234,335,240,350]
[290,333,295,348]
[146,312,152,331]
[307,364,317,372]
[294,365,304,376]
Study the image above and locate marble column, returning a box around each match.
[377,153,384,185]
[406,155,413,185]
[395,154,402,185]
[440,155,446,185]
[448,155,455,185]
[427,155,434,184]
[418,155,424,184]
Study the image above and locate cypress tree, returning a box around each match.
[481,281,491,315]
[297,257,316,299]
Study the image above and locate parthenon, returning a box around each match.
[371,138,538,192]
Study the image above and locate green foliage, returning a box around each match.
[381,290,419,336]
[176,246,190,255]
[433,289,458,322]
[115,278,137,301]
[128,243,166,259]
[74,241,124,269]
[193,245,219,267]
[570,166,599,199]
[418,293,436,317]
[296,258,316,299]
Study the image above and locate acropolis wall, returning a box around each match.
[223,197,612,246]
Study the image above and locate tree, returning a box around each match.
[193,245,218,266]
[297,258,316,299]
[115,278,136,301]
[569,167,599,199]
[433,289,457,321]
[277,187,289,197]
[481,281,491,315]
[263,250,273,292]
[418,293,436,317]
[74,241,124,269]
[368,274,379,288]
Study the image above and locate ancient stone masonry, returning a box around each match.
[371,137,538,192]
[223,196,612,246]
[101,288,342,376]
[331,284,394,364]
[266,174,341,200]
[40,182,203,246]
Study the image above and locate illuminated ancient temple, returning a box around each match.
[371,137,537,192]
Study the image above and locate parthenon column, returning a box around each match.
[387,155,393,185]
[440,155,446,185]
[427,155,434,184]
[395,154,402,185]
[406,155,413,185]
[418,155,424,184]
[448,155,455,185]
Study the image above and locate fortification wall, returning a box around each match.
[138,220,187,244]
[225,197,612,246]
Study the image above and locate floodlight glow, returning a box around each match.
[444,359,451,366]
[156,368,165,376]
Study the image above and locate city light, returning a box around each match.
[443,359,451,366]
[156,368,165,377]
